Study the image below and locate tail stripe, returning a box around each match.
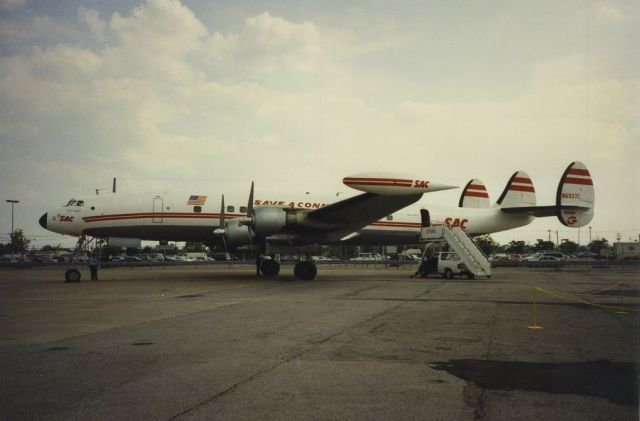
[497,170,536,206]
[564,177,593,186]
[512,177,533,185]
[568,168,590,176]
[459,178,490,208]
[465,191,489,198]
[509,185,535,193]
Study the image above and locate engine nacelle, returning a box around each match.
[225,219,254,246]
[252,206,288,236]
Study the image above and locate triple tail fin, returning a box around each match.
[459,179,490,208]
[556,161,594,227]
[495,171,536,207]
[498,161,594,227]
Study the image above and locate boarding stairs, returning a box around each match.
[420,224,491,278]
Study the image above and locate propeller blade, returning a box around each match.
[220,194,226,229]
[247,181,254,217]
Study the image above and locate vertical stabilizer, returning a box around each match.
[496,171,536,207]
[556,161,594,227]
[459,179,490,208]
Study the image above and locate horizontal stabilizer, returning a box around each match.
[501,205,589,218]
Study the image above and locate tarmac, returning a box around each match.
[0,264,638,420]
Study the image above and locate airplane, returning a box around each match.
[39,161,594,281]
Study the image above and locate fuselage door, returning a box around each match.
[420,209,431,227]
[153,196,163,223]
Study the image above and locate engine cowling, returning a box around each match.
[252,206,288,236]
[225,219,254,246]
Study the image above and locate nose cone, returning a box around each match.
[39,213,47,229]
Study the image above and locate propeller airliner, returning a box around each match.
[39,161,594,281]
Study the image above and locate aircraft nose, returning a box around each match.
[39,213,47,229]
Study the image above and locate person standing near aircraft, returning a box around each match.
[88,254,99,281]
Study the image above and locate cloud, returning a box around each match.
[77,7,106,41]
[0,0,637,245]
[595,2,628,23]
[0,0,25,11]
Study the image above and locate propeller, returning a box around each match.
[212,183,257,254]
[245,182,255,252]
[213,194,228,254]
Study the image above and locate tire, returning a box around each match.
[466,272,476,279]
[294,262,317,280]
[65,269,81,283]
[444,268,454,279]
[260,259,280,276]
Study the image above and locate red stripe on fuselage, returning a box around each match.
[83,212,244,223]
[371,221,421,228]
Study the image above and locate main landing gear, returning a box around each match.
[257,256,318,280]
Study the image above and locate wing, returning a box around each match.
[307,192,422,228]
[268,192,422,244]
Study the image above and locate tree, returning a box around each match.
[588,238,609,255]
[558,239,578,255]
[533,239,555,252]
[506,240,527,255]
[474,235,498,256]
[10,229,30,256]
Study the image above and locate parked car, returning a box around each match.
[576,252,599,259]
[526,255,561,267]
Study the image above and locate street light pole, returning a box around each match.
[6,200,19,259]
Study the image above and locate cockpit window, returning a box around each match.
[65,199,84,207]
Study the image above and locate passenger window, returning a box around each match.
[227,205,235,213]
[386,215,393,221]
[240,206,247,213]
[194,206,201,213]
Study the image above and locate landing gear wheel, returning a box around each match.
[466,272,476,279]
[65,269,81,283]
[444,268,454,279]
[294,262,317,280]
[260,259,280,276]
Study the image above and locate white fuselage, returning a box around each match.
[41,191,534,246]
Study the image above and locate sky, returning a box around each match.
[0,0,638,248]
